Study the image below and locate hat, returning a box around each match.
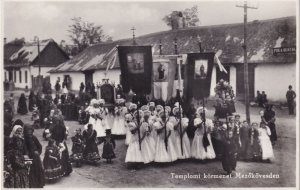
[133,110,144,119]
[196,107,207,115]
[141,105,149,111]
[165,106,171,113]
[90,99,97,106]
[172,107,180,115]
[234,114,240,118]
[156,105,163,112]
[158,110,169,118]
[143,110,151,117]
[148,102,155,108]
[13,119,24,127]
[98,99,105,105]
[10,125,23,138]
[129,103,137,111]
[125,113,133,121]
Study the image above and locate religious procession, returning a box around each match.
[2,1,297,188]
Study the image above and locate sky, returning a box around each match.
[3,0,297,44]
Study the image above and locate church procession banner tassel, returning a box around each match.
[137,100,142,151]
[163,101,168,151]
[178,56,183,156]
[179,100,183,156]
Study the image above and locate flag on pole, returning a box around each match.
[185,52,215,100]
[214,54,227,74]
[105,47,118,73]
[118,46,153,94]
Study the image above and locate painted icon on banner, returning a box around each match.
[194,59,208,79]
[153,62,168,82]
[127,53,144,74]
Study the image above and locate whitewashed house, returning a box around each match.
[50,16,296,102]
[4,39,69,89]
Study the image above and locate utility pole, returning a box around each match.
[173,37,178,55]
[34,36,41,76]
[34,36,42,92]
[236,1,257,123]
[131,27,137,45]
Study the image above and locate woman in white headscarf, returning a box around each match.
[8,125,31,188]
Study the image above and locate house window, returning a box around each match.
[19,71,22,83]
[14,71,16,82]
[25,71,28,83]
[5,72,7,81]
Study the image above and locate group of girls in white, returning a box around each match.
[82,96,276,174]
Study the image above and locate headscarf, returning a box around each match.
[10,125,23,138]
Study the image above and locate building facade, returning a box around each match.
[4,39,69,89]
[50,16,296,102]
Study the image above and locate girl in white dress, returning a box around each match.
[124,113,133,146]
[125,104,137,144]
[112,98,127,135]
[172,107,191,159]
[258,122,275,162]
[153,111,172,163]
[99,99,110,130]
[191,107,216,160]
[139,110,156,164]
[164,106,178,162]
[125,112,144,168]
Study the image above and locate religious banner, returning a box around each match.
[152,56,177,101]
[185,52,215,100]
[118,46,153,94]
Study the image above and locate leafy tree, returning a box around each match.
[162,5,200,29]
[68,17,111,53]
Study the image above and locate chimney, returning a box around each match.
[4,38,7,45]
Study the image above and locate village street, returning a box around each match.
[5,90,296,188]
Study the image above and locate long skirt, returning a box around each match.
[44,158,64,182]
[60,142,73,176]
[112,116,126,135]
[167,133,178,161]
[12,169,29,188]
[125,128,132,146]
[94,119,106,138]
[125,137,144,163]
[154,135,171,163]
[176,133,191,159]
[222,153,237,173]
[141,135,156,163]
[191,133,216,160]
[259,137,275,161]
[29,153,45,188]
[102,142,116,159]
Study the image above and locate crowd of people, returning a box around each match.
[3,80,280,187]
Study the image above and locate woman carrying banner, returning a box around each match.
[140,110,156,164]
[191,107,216,161]
[172,107,191,160]
[153,111,172,163]
[112,97,127,136]
[125,110,144,169]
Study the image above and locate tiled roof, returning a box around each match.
[50,16,296,73]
